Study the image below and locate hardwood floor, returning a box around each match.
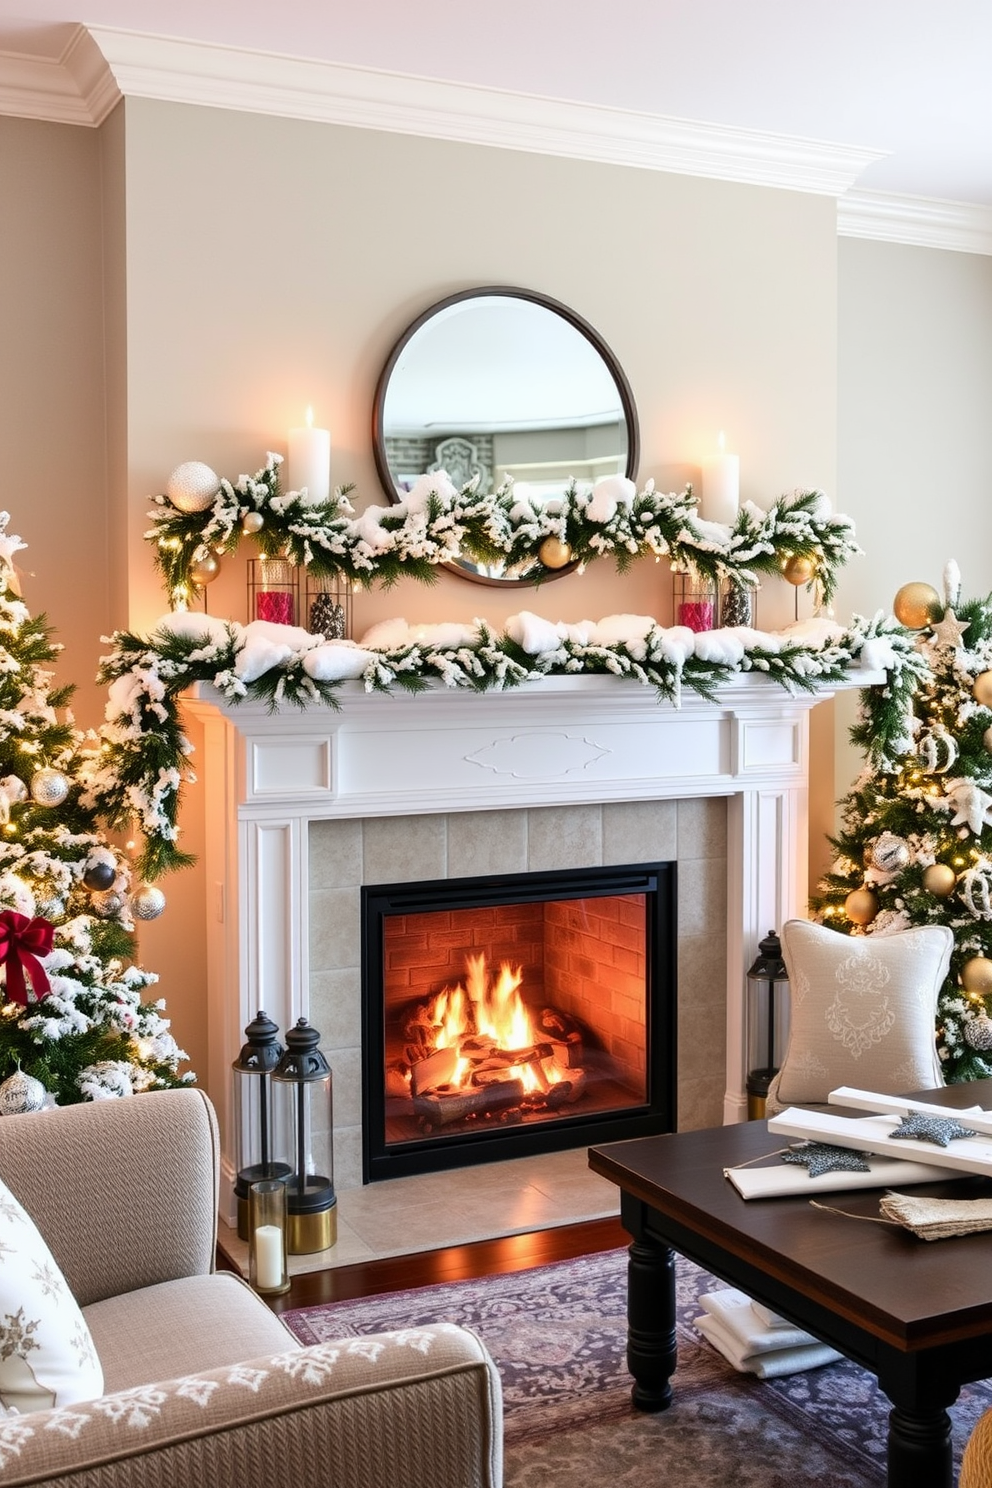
[258,1216,628,1313]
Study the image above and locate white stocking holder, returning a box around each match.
[184,670,874,1221]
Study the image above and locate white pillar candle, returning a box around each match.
[288,407,331,505]
[700,432,740,526]
[253,1223,284,1291]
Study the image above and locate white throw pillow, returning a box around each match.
[772,919,952,1107]
[0,1170,103,1412]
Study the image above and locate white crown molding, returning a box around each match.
[839,188,992,256]
[50,24,881,198]
[0,25,114,126]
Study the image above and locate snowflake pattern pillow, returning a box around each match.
[0,1169,103,1412]
[772,919,952,1107]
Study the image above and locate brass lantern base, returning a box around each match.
[288,1200,337,1254]
[747,1091,767,1121]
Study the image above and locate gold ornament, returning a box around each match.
[922,863,957,897]
[844,887,879,926]
[782,554,815,586]
[962,956,992,995]
[892,581,942,629]
[190,553,220,586]
[974,672,992,707]
[538,536,572,570]
[983,726,992,754]
[242,511,265,535]
[165,460,220,514]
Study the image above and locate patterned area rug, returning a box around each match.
[282,1248,992,1487]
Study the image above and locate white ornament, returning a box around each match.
[131,883,166,921]
[0,775,27,824]
[917,727,958,774]
[0,1068,47,1115]
[30,767,69,807]
[946,777,992,836]
[166,461,220,514]
[961,859,992,920]
[943,560,962,609]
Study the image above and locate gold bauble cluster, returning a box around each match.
[892,581,942,630]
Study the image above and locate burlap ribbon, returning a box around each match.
[0,910,53,1005]
[879,1191,992,1241]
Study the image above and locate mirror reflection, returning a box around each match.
[372,288,639,585]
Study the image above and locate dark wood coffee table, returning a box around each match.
[589,1080,992,1488]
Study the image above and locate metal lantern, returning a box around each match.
[232,1010,289,1241]
[745,930,791,1119]
[272,1018,337,1253]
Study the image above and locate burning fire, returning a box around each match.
[429,953,563,1093]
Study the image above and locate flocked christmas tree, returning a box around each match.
[813,560,992,1082]
[0,513,192,1112]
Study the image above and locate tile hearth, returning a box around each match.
[219,1144,619,1278]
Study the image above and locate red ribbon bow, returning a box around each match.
[0,911,54,1006]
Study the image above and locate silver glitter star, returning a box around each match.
[889,1112,978,1147]
[781,1142,872,1178]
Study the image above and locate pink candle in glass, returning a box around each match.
[256,591,294,625]
[678,601,714,633]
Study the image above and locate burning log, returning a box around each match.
[414,1078,525,1133]
[410,1045,460,1095]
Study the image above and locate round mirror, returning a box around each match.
[372,287,639,585]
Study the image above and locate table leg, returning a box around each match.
[626,1238,677,1411]
[886,1404,952,1488]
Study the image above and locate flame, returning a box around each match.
[426,953,562,1091]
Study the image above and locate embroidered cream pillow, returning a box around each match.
[0,1171,103,1412]
[772,919,952,1107]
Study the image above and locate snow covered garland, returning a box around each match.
[91,605,925,881]
[147,453,861,606]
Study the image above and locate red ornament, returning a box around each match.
[0,911,54,1006]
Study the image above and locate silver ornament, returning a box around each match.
[131,883,166,921]
[241,510,265,534]
[166,461,220,514]
[870,833,912,874]
[34,895,65,921]
[966,1015,992,1052]
[30,767,69,807]
[961,860,992,921]
[90,889,125,918]
[0,1068,47,1115]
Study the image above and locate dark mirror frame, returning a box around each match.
[371,286,640,587]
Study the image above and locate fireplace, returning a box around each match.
[361,862,676,1180]
[185,669,864,1217]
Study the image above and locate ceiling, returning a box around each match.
[2,1,991,235]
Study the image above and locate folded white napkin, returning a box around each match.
[698,1288,816,1354]
[694,1311,842,1378]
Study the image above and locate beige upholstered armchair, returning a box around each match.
[0,1087,503,1488]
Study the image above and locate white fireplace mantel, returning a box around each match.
[184,670,876,1211]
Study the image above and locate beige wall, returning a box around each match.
[0,116,111,727]
[834,237,992,810]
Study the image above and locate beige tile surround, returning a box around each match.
[308,797,729,1198]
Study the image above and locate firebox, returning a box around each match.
[361,861,676,1181]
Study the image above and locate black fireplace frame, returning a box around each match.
[361,861,677,1182]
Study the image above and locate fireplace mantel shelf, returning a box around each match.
[184,668,874,1213]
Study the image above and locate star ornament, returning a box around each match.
[781,1142,872,1179]
[930,608,970,649]
[889,1113,978,1148]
